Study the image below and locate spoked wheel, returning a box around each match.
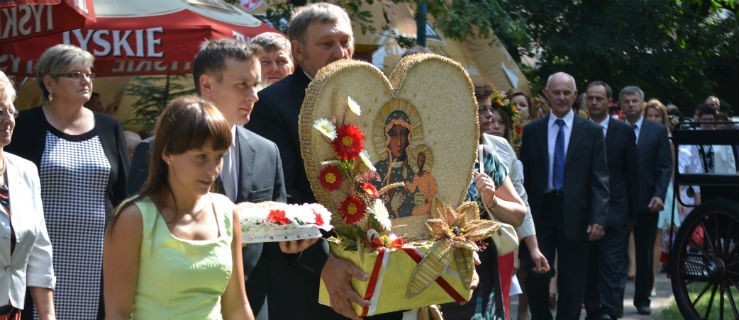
[670,199,739,320]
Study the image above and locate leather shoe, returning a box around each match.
[635,304,651,315]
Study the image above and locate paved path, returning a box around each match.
[510,270,674,319]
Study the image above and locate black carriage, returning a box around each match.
[668,122,739,320]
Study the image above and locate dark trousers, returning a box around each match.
[632,212,659,307]
[524,194,589,320]
[585,225,629,318]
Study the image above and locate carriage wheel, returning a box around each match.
[670,199,739,320]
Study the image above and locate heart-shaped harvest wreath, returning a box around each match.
[302,54,499,316]
[299,54,480,240]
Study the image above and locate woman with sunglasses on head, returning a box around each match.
[0,71,56,320]
[7,44,128,320]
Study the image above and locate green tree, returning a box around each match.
[503,0,738,115]
[123,75,196,134]
[229,0,737,114]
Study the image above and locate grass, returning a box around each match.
[660,281,738,320]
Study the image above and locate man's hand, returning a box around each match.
[321,254,369,320]
[647,196,664,213]
[278,238,319,254]
[587,224,605,241]
[529,247,550,273]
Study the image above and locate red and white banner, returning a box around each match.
[0,0,95,43]
[0,0,278,78]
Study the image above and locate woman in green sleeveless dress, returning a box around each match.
[103,96,253,320]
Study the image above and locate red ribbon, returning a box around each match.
[361,247,386,317]
[402,247,467,304]
[358,245,466,316]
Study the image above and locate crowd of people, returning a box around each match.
[0,2,735,320]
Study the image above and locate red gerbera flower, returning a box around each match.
[339,195,366,224]
[318,165,343,190]
[332,124,364,160]
[360,182,379,198]
[266,209,290,225]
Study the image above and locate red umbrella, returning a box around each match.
[0,0,277,78]
[0,0,95,43]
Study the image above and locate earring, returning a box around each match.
[48,93,53,102]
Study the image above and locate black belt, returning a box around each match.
[545,190,564,197]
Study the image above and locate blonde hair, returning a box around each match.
[36,44,94,99]
[644,99,669,127]
[0,70,15,103]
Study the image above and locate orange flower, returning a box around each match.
[266,210,290,225]
[318,165,343,191]
[332,124,364,160]
[339,195,366,224]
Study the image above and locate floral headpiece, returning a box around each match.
[491,91,521,124]
[313,97,403,251]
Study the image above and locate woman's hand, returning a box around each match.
[473,172,496,207]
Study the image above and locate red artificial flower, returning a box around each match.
[339,195,366,224]
[515,125,523,134]
[361,182,379,198]
[332,124,365,160]
[314,212,325,226]
[318,165,343,190]
[266,210,290,225]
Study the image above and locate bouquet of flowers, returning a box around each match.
[312,96,403,253]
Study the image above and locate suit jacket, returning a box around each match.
[633,119,672,212]
[247,67,354,320]
[246,66,315,205]
[603,118,640,226]
[0,153,56,309]
[520,115,609,241]
[127,126,287,320]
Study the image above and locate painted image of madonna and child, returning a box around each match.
[373,109,438,218]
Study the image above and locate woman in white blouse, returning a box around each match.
[0,71,56,320]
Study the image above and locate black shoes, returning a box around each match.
[635,304,652,315]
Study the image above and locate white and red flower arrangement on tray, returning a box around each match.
[313,97,403,251]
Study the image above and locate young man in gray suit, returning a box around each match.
[519,72,609,320]
[584,81,639,320]
[127,39,310,320]
[619,85,672,315]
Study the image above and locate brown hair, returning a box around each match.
[109,96,232,228]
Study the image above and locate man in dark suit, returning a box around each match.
[519,72,609,320]
[127,39,299,320]
[619,85,672,315]
[583,81,639,320]
[246,3,384,320]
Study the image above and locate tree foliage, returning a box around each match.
[228,0,737,114]
[503,0,738,115]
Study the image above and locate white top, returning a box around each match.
[547,109,574,191]
[0,152,55,309]
[482,134,535,239]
